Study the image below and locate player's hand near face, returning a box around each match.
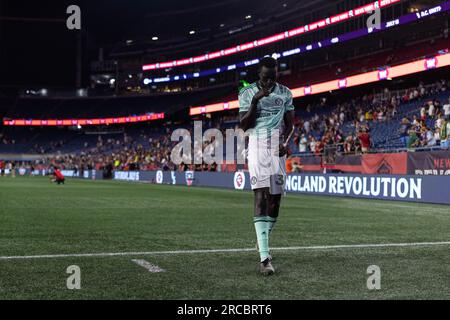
[252,87,270,103]
[241,87,270,131]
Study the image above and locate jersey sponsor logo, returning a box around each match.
[275,98,284,106]
[251,176,258,185]
[234,172,246,190]
[257,110,280,118]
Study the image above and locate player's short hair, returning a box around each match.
[259,56,278,70]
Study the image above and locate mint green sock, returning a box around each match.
[254,217,270,262]
[268,217,277,234]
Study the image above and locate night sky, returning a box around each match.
[0,0,250,88]
[0,1,82,87]
[0,0,322,88]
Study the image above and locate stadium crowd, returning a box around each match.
[1,81,450,174]
[293,80,450,155]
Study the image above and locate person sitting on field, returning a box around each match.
[52,167,65,185]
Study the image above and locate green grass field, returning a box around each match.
[1,176,450,300]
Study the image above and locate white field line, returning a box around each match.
[131,259,166,273]
[1,241,450,261]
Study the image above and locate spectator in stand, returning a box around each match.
[309,136,317,154]
[303,120,310,134]
[398,118,410,147]
[344,136,354,154]
[444,98,450,121]
[428,101,436,119]
[298,134,308,153]
[407,129,420,149]
[358,128,371,154]
[434,128,441,146]
[424,127,436,147]
[436,114,445,130]
[440,119,450,149]
[420,105,427,121]
[339,111,345,125]
[315,138,325,155]
[293,158,303,172]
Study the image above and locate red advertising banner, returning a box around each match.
[362,153,407,174]
[2,113,165,127]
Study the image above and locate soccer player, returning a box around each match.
[239,56,295,276]
[52,167,66,185]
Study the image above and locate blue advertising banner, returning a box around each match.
[113,171,450,205]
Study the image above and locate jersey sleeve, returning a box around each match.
[284,89,295,112]
[239,88,252,113]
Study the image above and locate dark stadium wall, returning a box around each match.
[407,150,450,175]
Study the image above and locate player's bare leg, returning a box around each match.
[268,194,281,234]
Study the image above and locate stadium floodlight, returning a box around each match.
[245,15,252,20]
[189,30,196,35]
[152,36,159,41]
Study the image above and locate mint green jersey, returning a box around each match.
[239,82,295,137]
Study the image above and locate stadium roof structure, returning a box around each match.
[141,0,401,71]
[86,0,316,54]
